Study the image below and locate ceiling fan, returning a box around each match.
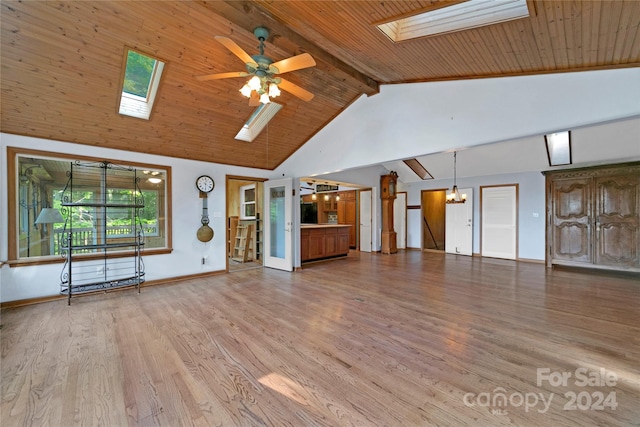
[196,27,316,106]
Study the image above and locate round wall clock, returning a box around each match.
[196,175,215,193]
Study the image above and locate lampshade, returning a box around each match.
[239,84,252,98]
[259,92,271,104]
[268,82,281,98]
[35,208,64,224]
[248,75,262,91]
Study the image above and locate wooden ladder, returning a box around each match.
[232,223,253,263]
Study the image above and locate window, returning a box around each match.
[545,131,572,166]
[240,184,256,220]
[8,147,172,264]
[235,102,282,142]
[118,49,165,119]
[377,0,530,42]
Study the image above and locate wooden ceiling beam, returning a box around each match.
[197,0,380,97]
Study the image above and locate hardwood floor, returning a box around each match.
[1,251,639,426]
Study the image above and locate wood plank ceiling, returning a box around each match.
[2,1,639,169]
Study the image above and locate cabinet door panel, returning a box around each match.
[595,175,640,268]
[551,178,591,263]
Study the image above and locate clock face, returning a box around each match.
[196,175,214,193]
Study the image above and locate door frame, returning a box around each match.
[226,175,267,272]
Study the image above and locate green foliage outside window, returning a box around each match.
[123,51,156,98]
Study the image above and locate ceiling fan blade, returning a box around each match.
[248,91,260,106]
[270,53,316,74]
[278,78,314,102]
[214,36,256,66]
[195,71,249,82]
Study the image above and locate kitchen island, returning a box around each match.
[300,224,351,262]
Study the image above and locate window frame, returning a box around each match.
[118,48,166,120]
[240,184,257,220]
[7,146,173,267]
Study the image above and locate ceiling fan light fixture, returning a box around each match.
[259,92,271,104]
[269,82,281,98]
[239,83,252,98]
[197,29,316,104]
[248,75,262,91]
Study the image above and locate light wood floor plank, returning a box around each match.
[1,251,639,426]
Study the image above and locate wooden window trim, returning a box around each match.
[6,146,173,266]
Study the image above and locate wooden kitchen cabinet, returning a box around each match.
[337,190,357,248]
[300,224,351,262]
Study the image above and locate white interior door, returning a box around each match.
[394,192,407,249]
[263,178,293,271]
[445,187,473,256]
[360,190,372,252]
[481,185,517,260]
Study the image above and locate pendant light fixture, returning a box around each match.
[446,151,467,204]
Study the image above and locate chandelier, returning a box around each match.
[446,151,467,204]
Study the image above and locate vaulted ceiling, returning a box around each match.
[2,1,639,170]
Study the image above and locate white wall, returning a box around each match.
[275,68,640,178]
[0,133,273,303]
[402,171,546,260]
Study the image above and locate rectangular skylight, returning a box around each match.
[377,0,530,42]
[235,102,282,142]
[119,49,164,120]
[545,131,572,166]
[403,158,433,180]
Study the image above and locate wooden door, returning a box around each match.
[594,174,640,268]
[345,197,357,248]
[550,177,592,265]
[421,189,446,250]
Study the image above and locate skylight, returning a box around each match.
[377,0,530,42]
[403,158,433,180]
[235,102,282,142]
[118,49,165,120]
[545,131,572,166]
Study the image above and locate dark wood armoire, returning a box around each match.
[543,162,640,272]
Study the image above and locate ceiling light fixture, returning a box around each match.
[237,29,283,105]
[446,151,466,204]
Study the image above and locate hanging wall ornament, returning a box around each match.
[195,175,214,242]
